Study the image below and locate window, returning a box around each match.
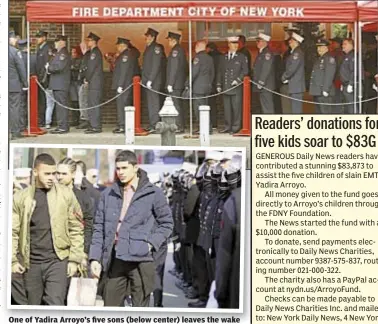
[331,23,348,39]
[10,16,26,39]
[196,22,271,40]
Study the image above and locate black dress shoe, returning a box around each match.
[112,128,125,134]
[188,300,207,308]
[50,129,69,134]
[85,128,102,134]
[219,129,230,134]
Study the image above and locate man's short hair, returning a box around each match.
[76,160,87,175]
[33,153,56,168]
[115,150,138,166]
[343,38,354,45]
[238,35,246,45]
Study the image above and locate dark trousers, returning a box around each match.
[71,101,80,124]
[179,242,191,285]
[172,90,184,130]
[280,84,291,114]
[289,93,303,114]
[104,252,155,307]
[259,90,275,114]
[87,89,102,129]
[38,87,46,125]
[146,86,162,128]
[11,273,28,305]
[223,91,242,132]
[192,245,210,302]
[208,92,218,128]
[314,95,335,114]
[53,90,69,131]
[273,90,282,114]
[21,91,28,130]
[116,88,133,128]
[25,258,68,305]
[342,90,355,114]
[9,92,22,135]
[363,82,376,114]
[152,243,168,306]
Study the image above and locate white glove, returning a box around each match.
[22,88,28,91]
[206,281,219,308]
[282,79,289,84]
[322,91,329,97]
[45,63,49,70]
[12,262,25,274]
[117,87,123,94]
[231,80,238,86]
[257,85,263,90]
[373,83,378,92]
[90,260,102,278]
[67,261,78,277]
[146,81,152,89]
[340,85,343,92]
[216,87,222,93]
[167,85,173,93]
[148,243,153,252]
[347,85,353,93]
[175,242,181,252]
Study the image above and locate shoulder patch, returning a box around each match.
[293,52,299,60]
[154,46,161,54]
[17,51,23,59]
[193,57,199,65]
[265,53,271,60]
[329,57,335,64]
[172,50,178,58]
[90,53,96,60]
[122,55,128,62]
[59,53,66,61]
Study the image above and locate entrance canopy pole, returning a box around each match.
[358,21,363,114]
[354,21,357,114]
[62,24,65,35]
[27,21,31,134]
[189,20,193,137]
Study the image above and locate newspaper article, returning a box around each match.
[252,115,378,323]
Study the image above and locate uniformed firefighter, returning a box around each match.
[281,32,305,114]
[35,30,50,127]
[216,36,248,134]
[77,44,91,129]
[84,32,104,133]
[45,35,71,134]
[9,31,28,139]
[70,46,82,126]
[309,39,337,114]
[329,37,344,110]
[363,36,378,114]
[166,32,188,133]
[253,33,275,114]
[142,28,166,134]
[17,39,29,132]
[185,40,214,134]
[237,35,252,76]
[111,37,139,133]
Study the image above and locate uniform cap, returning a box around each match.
[228,36,239,43]
[17,39,28,48]
[195,162,208,179]
[148,172,161,184]
[55,34,68,42]
[316,38,330,46]
[205,151,223,162]
[181,162,198,176]
[14,168,31,177]
[290,32,304,44]
[36,30,48,37]
[87,32,101,42]
[116,37,131,45]
[166,31,181,41]
[145,28,159,37]
[256,33,271,42]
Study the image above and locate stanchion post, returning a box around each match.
[133,76,148,136]
[199,105,210,146]
[234,76,251,137]
[23,76,46,136]
[125,106,135,145]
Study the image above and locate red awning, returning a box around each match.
[26,1,358,23]
[358,1,378,22]
[363,22,378,32]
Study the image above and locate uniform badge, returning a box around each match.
[172,50,178,58]
[193,58,199,65]
[293,52,299,60]
[90,53,96,60]
[154,46,161,54]
[60,53,66,60]
[122,55,128,62]
[265,53,271,60]
[17,51,22,59]
[330,57,335,64]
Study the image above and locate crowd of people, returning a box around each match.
[9,25,378,139]
[11,150,242,308]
